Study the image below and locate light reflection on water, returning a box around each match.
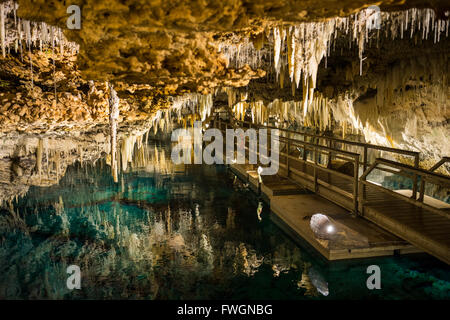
[0,140,449,300]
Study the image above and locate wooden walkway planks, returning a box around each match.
[230,156,450,264]
[270,194,419,261]
[361,186,450,264]
[215,118,450,264]
[229,162,422,261]
[285,153,450,264]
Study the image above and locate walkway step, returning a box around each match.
[261,175,307,197]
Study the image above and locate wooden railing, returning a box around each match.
[212,113,450,216]
[215,116,361,212]
[419,157,450,202]
[218,118,420,186]
[360,158,450,218]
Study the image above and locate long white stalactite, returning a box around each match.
[218,8,449,124]
[109,85,120,183]
[0,3,5,57]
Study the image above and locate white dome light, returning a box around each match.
[310,213,337,240]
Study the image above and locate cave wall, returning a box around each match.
[0,0,448,167]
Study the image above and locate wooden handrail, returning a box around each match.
[233,119,419,158]
[418,157,450,201]
[359,158,450,217]
[360,179,449,218]
[375,158,450,186]
[214,115,448,217]
[219,119,361,160]
[216,118,361,213]
[428,157,450,172]
[229,118,421,199]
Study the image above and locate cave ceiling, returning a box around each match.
[5,0,449,94]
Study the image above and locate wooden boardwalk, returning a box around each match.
[271,194,420,260]
[230,163,420,261]
[360,186,450,265]
[217,117,450,264]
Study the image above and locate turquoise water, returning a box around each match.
[0,141,449,300]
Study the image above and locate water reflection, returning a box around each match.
[298,265,330,297]
[0,138,448,300]
[0,140,304,299]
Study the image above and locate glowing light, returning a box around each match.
[257,166,263,183]
[310,213,336,240]
[257,166,263,175]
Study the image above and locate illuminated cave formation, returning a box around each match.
[0,0,448,302]
[0,0,448,198]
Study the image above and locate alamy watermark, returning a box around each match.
[171,121,280,176]
[66,265,81,290]
[366,265,381,290]
[367,5,381,30]
[67,5,81,30]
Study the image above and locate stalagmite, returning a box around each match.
[302,81,309,117]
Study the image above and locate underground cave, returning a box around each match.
[0,0,449,301]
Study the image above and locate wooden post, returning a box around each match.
[411,154,419,200]
[359,161,378,215]
[420,157,448,202]
[327,139,332,169]
[314,147,318,192]
[286,132,290,177]
[418,177,426,202]
[353,156,359,215]
[363,146,368,172]
[302,143,307,172]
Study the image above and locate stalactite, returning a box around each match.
[218,36,266,70]
[29,51,33,94]
[216,8,449,113]
[199,94,213,121]
[109,84,120,183]
[23,20,30,49]
[36,138,43,179]
[273,27,282,77]
[227,87,235,109]
[17,17,22,60]
[0,1,79,57]
[287,27,295,80]
[0,3,5,57]
[51,26,57,106]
